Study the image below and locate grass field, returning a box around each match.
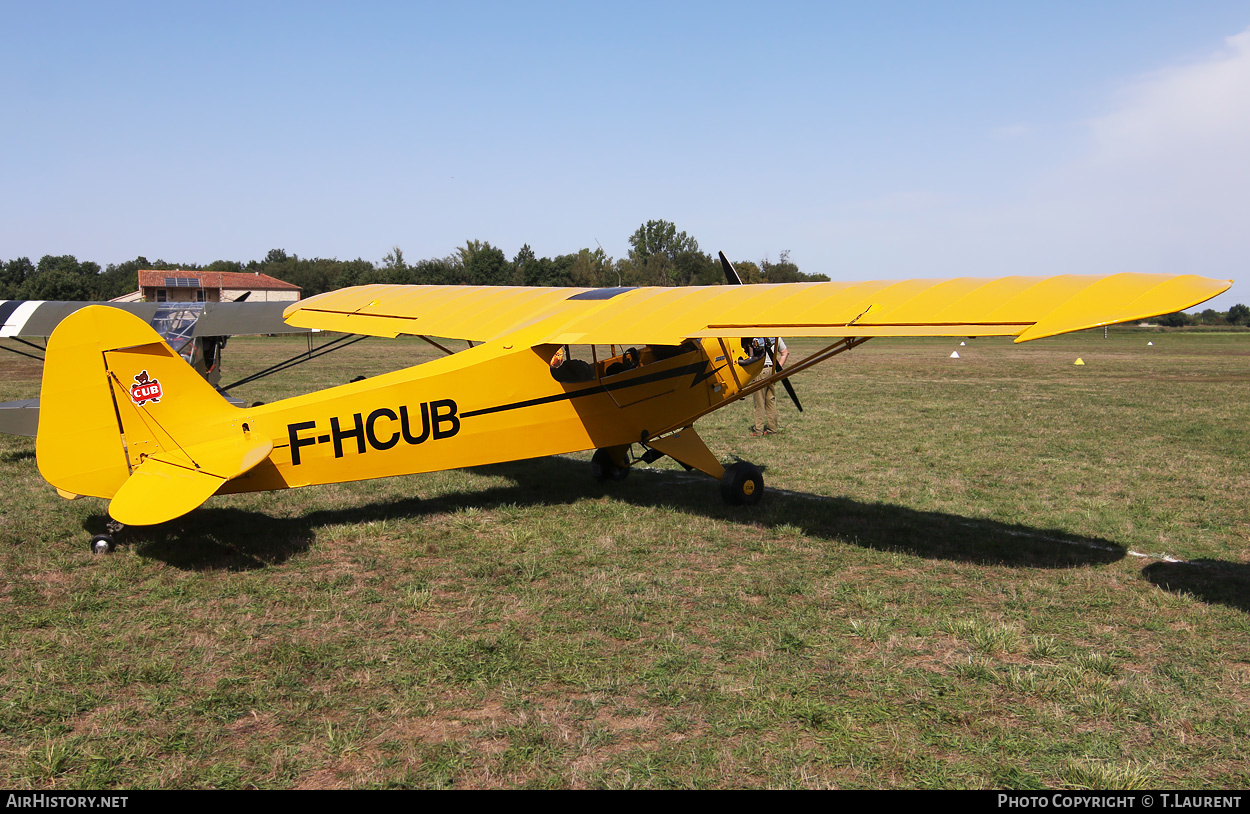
[1,329,1247,789]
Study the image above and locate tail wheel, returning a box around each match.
[90,534,114,555]
[720,461,763,505]
[590,448,630,482]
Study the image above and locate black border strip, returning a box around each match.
[461,361,707,419]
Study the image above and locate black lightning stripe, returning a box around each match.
[461,360,710,419]
[690,362,726,387]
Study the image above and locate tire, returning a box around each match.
[720,461,763,506]
[590,448,630,482]
[90,534,114,555]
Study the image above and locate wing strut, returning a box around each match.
[219,333,368,392]
[0,337,47,362]
[652,335,870,438]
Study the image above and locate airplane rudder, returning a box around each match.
[36,306,153,496]
[36,306,235,497]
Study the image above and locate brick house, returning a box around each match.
[134,270,301,303]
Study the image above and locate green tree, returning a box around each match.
[760,250,830,283]
[99,256,152,299]
[617,253,671,286]
[569,248,612,288]
[523,254,580,287]
[732,260,764,284]
[0,257,35,298]
[457,240,510,286]
[410,256,461,286]
[622,220,726,286]
[381,246,407,272]
[512,244,536,285]
[1227,303,1249,325]
[19,255,104,300]
[672,249,718,286]
[454,240,485,269]
[628,220,699,264]
[258,249,302,289]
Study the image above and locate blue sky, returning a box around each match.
[3,1,1248,309]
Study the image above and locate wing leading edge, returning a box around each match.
[0,300,310,339]
[281,273,1231,347]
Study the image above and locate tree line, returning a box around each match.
[6,220,1244,325]
[1157,304,1250,327]
[0,220,830,302]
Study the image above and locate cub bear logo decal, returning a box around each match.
[130,371,163,406]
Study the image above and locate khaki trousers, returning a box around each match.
[752,366,778,432]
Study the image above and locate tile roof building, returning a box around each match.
[135,270,301,303]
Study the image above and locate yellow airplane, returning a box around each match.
[34,255,1230,552]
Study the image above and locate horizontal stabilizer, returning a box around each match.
[109,434,273,525]
[110,458,230,526]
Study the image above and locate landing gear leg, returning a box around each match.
[645,427,725,479]
[643,427,764,505]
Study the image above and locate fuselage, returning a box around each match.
[218,334,756,495]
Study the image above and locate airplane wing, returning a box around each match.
[192,301,314,337]
[0,300,314,437]
[282,273,1231,347]
[0,300,310,339]
[282,285,595,342]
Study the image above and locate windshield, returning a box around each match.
[150,303,204,356]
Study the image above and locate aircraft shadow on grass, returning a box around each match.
[1142,561,1250,614]
[85,454,1131,573]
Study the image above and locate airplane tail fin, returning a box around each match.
[36,306,272,525]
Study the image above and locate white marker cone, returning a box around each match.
[950,351,960,358]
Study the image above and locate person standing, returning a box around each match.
[749,337,789,436]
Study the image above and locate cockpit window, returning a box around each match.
[549,342,699,384]
[549,345,596,383]
[151,303,203,354]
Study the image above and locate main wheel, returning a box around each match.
[720,461,763,505]
[590,448,630,481]
[90,534,114,555]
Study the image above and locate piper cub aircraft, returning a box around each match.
[34,255,1229,551]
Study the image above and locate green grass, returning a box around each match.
[1,329,1248,788]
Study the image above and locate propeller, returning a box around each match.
[764,341,802,412]
[717,251,803,413]
[718,250,743,285]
